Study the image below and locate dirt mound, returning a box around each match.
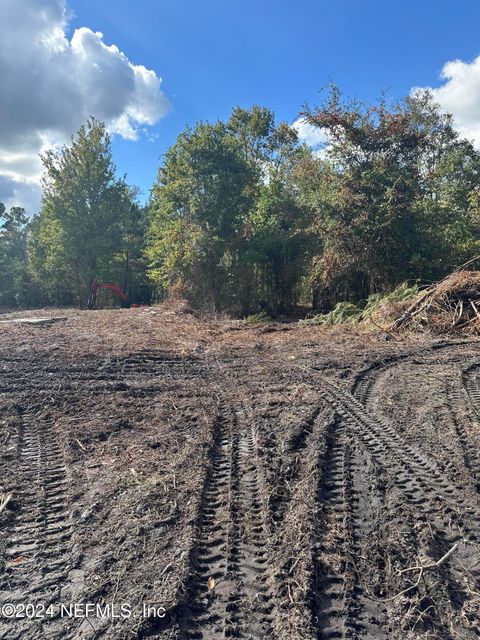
[392,270,480,333]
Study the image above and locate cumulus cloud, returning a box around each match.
[415,54,480,147]
[292,118,328,148]
[0,0,170,214]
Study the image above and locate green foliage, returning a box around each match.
[300,282,419,326]
[3,91,480,316]
[145,94,480,317]
[146,120,255,310]
[301,87,480,306]
[244,311,271,324]
[301,302,362,326]
[146,106,308,314]
[363,281,419,309]
[0,204,37,306]
[29,118,149,306]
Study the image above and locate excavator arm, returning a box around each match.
[87,278,129,309]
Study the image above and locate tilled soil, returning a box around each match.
[0,307,479,639]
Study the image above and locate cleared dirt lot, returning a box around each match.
[0,306,479,639]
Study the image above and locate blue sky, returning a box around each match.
[1,1,480,213]
[67,0,480,203]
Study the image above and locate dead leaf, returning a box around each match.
[207,576,215,591]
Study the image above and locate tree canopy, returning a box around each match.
[2,91,480,316]
[28,118,149,306]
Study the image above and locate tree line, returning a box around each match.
[2,89,480,315]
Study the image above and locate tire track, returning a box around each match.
[182,409,273,639]
[232,408,273,638]
[310,416,351,639]
[462,363,480,421]
[322,397,480,635]
[347,348,480,633]
[181,414,235,639]
[315,376,480,542]
[445,378,480,490]
[345,442,389,638]
[0,410,72,639]
[352,357,406,405]
[352,343,480,493]
[225,352,480,637]
[0,354,205,396]
[351,341,476,407]
[310,416,387,639]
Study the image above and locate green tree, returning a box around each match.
[31,118,136,306]
[147,107,312,315]
[120,200,153,304]
[422,138,480,270]
[0,203,34,307]
[301,88,480,307]
[233,118,309,314]
[28,212,73,305]
[147,121,255,310]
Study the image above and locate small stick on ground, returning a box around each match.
[370,543,459,603]
[470,299,480,322]
[399,543,459,575]
[0,494,12,515]
[75,437,86,451]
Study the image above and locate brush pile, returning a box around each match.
[301,282,418,327]
[392,270,480,333]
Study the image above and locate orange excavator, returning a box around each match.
[87,277,129,310]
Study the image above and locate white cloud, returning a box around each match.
[415,54,480,147]
[0,0,170,214]
[0,176,43,217]
[293,118,328,148]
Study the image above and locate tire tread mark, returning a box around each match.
[0,410,71,639]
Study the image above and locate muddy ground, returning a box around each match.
[0,305,479,639]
